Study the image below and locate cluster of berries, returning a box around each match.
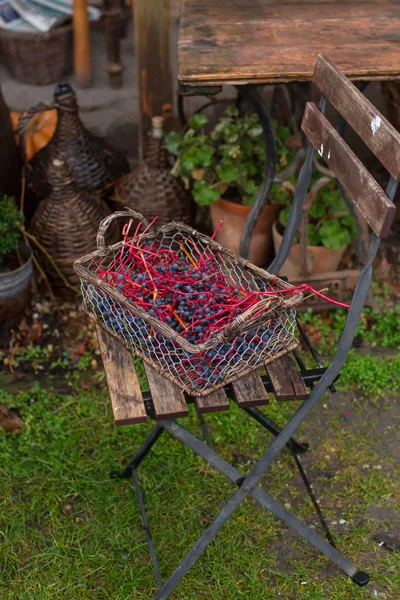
[88,235,281,391]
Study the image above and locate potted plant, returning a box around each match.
[272,174,357,279]
[165,107,295,266]
[0,196,33,330]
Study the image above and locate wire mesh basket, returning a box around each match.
[74,209,303,396]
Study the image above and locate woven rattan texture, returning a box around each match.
[75,209,301,395]
[21,85,129,200]
[0,25,72,85]
[29,160,115,291]
[113,134,193,225]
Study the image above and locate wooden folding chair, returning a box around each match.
[96,55,399,598]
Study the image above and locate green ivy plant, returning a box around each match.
[165,107,295,207]
[278,179,357,251]
[0,196,23,266]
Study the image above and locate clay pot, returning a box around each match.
[0,243,33,348]
[210,198,281,266]
[272,221,346,279]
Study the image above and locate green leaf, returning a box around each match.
[243,179,258,195]
[192,181,220,206]
[248,126,263,139]
[225,106,239,117]
[196,144,214,167]
[0,196,23,265]
[180,151,196,174]
[307,222,320,246]
[318,220,351,250]
[216,163,239,184]
[183,128,196,141]
[308,201,325,219]
[279,206,291,228]
[276,125,290,143]
[189,113,208,129]
[164,132,182,156]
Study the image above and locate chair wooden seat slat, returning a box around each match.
[231,370,269,408]
[96,325,147,425]
[265,354,309,401]
[143,363,189,420]
[195,388,230,414]
[97,323,308,423]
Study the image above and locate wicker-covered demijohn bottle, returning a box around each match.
[113,116,194,225]
[24,82,129,201]
[29,159,116,293]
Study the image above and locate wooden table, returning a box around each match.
[178,0,400,87]
[178,0,400,263]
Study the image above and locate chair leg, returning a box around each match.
[110,423,165,479]
[132,468,163,588]
[243,406,335,546]
[291,451,336,547]
[243,406,308,454]
[194,403,213,448]
[152,420,368,599]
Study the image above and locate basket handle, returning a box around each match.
[17,102,55,164]
[97,209,150,249]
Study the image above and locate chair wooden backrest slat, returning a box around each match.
[313,55,400,180]
[301,102,396,238]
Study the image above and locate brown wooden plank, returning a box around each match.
[143,363,189,419]
[231,371,269,408]
[195,388,230,414]
[279,355,309,400]
[181,1,400,26]
[266,354,309,401]
[301,102,396,238]
[134,0,174,158]
[178,1,400,85]
[313,55,400,179]
[265,358,296,401]
[96,325,147,425]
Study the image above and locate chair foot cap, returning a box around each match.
[352,571,369,586]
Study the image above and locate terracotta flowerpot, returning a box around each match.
[272,221,346,279]
[210,198,281,266]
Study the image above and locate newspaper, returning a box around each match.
[33,0,101,21]
[0,0,36,30]
[8,0,69,31]
[0,0,98,33]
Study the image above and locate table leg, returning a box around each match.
[73,0,92,88]
[236,85,277,260]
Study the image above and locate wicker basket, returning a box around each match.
[113,116,194,225]
[29,159,116,292]
[19,83,130,201]
[74,209,302,396]
[0,25,72,85]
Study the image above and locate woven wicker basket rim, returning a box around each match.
[74,213,303,353]
[0,23,72,40]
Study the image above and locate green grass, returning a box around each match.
[1,363,399,599]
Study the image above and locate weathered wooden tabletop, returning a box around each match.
[178,0,400,87]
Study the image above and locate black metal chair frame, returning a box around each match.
[110,61,398,599]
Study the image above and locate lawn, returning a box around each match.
[1,307,399,599]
